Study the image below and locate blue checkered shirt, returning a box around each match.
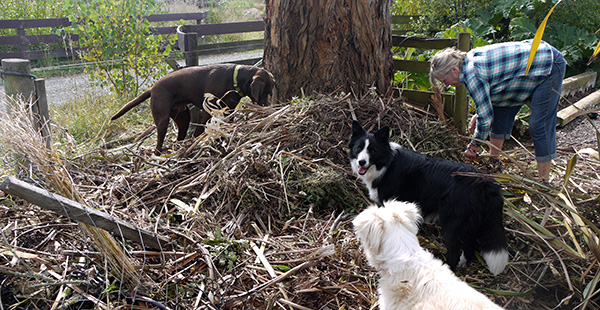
[460,40,554,144]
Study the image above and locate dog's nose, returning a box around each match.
[358,160,366,166]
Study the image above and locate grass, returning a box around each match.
[50,92,156,156]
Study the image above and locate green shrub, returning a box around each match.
[536,0,600,34]
[392,0,491,36]
[63,0,174,97]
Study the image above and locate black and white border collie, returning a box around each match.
[348,121,509,275]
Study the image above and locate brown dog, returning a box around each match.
[111,64,275,153]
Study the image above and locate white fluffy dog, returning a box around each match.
[353,200,505,310]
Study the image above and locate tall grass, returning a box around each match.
[0,0,66,21]
[0,96,141,291]
[50,92,155,156]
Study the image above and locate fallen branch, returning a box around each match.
[222,260,318,308]
[0,176,169,249]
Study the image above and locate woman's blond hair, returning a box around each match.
[429,47,467,95]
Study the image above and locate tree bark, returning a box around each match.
[264,0,393,101]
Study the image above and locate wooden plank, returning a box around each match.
[392,30,410,35]
[393,59,429,73]
[0,176,169,249]
[197,39,264,55]
[0,48,81,60]
[557,89,600,127]
[0,34,79,45]
[184,21,264,36]
[229,57,262,66]
[392,15,420,24]
[392,35,457,49]
[561,71,597,97]
[0,13,206,30]
[146,12,207,22]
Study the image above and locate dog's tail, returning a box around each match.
[479,193,509,276]
[111,90,151,120]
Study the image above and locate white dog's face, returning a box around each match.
[352,200,422,269]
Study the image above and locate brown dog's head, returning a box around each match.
[249,69,275,106]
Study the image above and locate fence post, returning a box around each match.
[1,58,52,149]
[176,25,202,128]
[177,25,198,67]
[453,33,470,134]
[33,79,52,149]
[2,58,35,102]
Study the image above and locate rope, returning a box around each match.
[0,70,38,83]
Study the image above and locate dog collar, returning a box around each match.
[233,65,245,97]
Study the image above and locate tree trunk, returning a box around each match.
[264,0,393,101]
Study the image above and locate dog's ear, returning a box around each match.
[250,75,267,105]
[384,200,422,236]
[351,120,366,136]
[353,206,385,256]
[374,126,390,143]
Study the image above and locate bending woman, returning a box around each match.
[430,40,566,183]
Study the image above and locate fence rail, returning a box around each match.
[0,12,208,61]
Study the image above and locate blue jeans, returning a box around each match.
[491,47,566,162]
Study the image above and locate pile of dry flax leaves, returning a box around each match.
[0,93,599,309]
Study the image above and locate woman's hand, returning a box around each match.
[468,114,477,135]
[464,143,478,160]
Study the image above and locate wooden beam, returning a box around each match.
[184,21,265,36]
[0,176,169,249]
[392,35,457,49]
[391,15,420,24]
[557,89,600,127]
[393,59,429,73]
[145,12,207,22]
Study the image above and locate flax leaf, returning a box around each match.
[526,0,562,74]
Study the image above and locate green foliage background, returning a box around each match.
[392,0,600,84]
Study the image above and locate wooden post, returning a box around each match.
[2,58,35,104]
[177,25,198,67]
[2,59,52,149]
[33,79,52,149]
[176,25,201,128]
[453,33,471,134]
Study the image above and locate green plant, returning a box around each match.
[202,228,249,269]
[63,0,174,97]
[0,0,66,23]
[393,50,432,91]
[392,0,491,36]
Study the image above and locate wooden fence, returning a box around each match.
[392,33,471,132]
[176,21,264,67]
[0,12,208,61]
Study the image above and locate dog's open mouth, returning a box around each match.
[358,166,369,175]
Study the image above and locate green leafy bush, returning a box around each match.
[392,0,491,36]
[63,0,174,97]
[432,0,600,76]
